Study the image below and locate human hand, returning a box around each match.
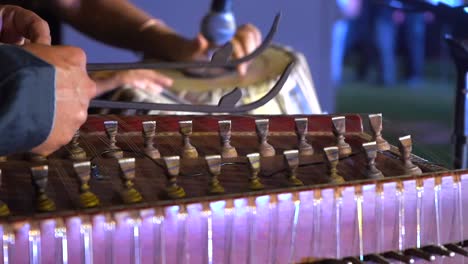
[92,69,173,97]
[22,44,96,155]
[230,24,262,75]
[0,5,51,45]
[164,24,261,76]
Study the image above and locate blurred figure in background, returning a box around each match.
[331,0,362,86]
[374,1,429,87]
[373,0,465,87]
[332,0,437,87]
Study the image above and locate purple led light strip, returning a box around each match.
[1,173,467,263]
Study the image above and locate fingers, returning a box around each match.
[24,43,92,156]
[147,70,173,87]
[63,46,87,67]
[232,24,262,76]
[83,77,97,101]
[21,15,51,44]
[236,24,261,54]
[194,34,210,56]
[0,5,51,45]
[67,46,97,99]
[135,80,164,94]
[116,69,173,94]
[71,47,96,99]
[31,108,86,156]
[61,46,97,100]
[231,38,247,75]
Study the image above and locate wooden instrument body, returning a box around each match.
[0,114,442,217]
[0,114,464,264]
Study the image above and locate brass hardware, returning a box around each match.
[332,116,352,157]
[142,121,161,159]
[255,119,275,157]
[294,118,314,156]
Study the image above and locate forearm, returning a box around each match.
[53,0,190,61]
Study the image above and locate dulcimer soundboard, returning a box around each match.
[0,114,464,264]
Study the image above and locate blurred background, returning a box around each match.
[62,0,459,168]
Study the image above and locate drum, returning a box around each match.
[94,45,322,115]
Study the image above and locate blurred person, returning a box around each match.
[374,0,468,87]
[374,0,463,87]
[403,11,427,86]
[331,0,362,86]
[0,5,96,155]
[373,1,397,86]
[372,0,435,87]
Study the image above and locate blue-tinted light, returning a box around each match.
[167,205,179,213]
[256,195,270,206]
[234,198,247,208]
[278,193,292,201]
[210,200,226,213]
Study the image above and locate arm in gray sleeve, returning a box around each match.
[0,44,55,155]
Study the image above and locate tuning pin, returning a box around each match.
[295,118,314,156]
[323,147,345,184]
[73,161,100,208]
[142,121,161,159]
[283,150,303,186]
[67,131,87,161]
[246,153,264,190]
[103,121,123,158]
[255,119,275,157]
[204,155,225,194]
[218,120,238,158]
[398,135,422,175]
[332,116,352,157]
[0,170,10,216]
[162,156,186,199]
[117,158,143,204]
[30,165,56,212]
[179,121,198,159]
[362,142,384,179]
[368,114,391,151]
